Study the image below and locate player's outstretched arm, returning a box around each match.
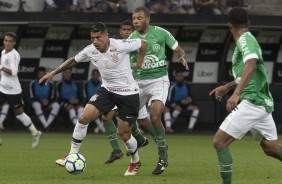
[39,57,77,85]
[209,81,237,101]
[174,46,189,70]
[133,40,147,69]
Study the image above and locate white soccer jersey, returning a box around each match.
[0,49,22,94]
[75,38,141,95]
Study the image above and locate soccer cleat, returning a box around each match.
[124,161,141,176]
[165,127,174,134]
[152,160,168,175]
[32,131,42,149]
[55,155,67,167]
[104,151,123,164]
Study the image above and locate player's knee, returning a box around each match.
[261,141,279,157]
[150,114,161,124]
[212,137,226,150]
[78,113,90,125]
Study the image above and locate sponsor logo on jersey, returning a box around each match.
[142,55,166,69]
[107,87,130,92]
[152,43,160,52]
[111,53,119,63]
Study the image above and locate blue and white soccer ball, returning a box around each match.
[64,153,86,174]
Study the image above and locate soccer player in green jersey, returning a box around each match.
[129,7,188,175]
[209,7,282,184]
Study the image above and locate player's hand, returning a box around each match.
[179,57,189,70]
[226,93,240,113]
[209,85,228,101]
[39,72,55,85]
[133,61,143,69]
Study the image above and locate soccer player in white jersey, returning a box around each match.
[102,20,151,165]
[40,22,147,176]
[209,8,282,184]
[129,7,189,175]
[0,32,42,149]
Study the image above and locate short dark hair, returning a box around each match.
[134,7,150,17]
[120,20,133,29]
[35,66,46,73]
[91,69,100,75]
[91,22,107,33]
[4,32,17,41]
[228,7,249,26]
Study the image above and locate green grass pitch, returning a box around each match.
[0,131,281,184]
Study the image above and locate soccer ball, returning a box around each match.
[64,153,86,174]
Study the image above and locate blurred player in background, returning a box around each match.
[83,68,105,133]
[0,32,42,149]
[210,7,282,184]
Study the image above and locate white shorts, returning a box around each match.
[220,100,277,141]
[137,106,148,119]
[137,75,170,110]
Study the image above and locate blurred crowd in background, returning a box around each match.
[0,0,281,16]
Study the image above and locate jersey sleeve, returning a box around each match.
[74,45,91,63]
[115,39,142,53]
[237,33,259,63]
[159,27,178,50]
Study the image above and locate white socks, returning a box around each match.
[188,109,199,129]
[16,113,38,135]
[0,104,9,125]
[164,112,172,128]
[70,121,88,154]
[124,135,139,163]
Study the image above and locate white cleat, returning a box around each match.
[32,131,42,149]
[55,156,67,167]
[124,161,141,176]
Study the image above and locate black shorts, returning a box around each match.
[0,91,23,109]
[87,87,139,124]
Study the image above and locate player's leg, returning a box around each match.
[46,101,60,128]
[103,110,124,164]
[131,106,148,148]
[150,99,168,175]
[0,103,9,130]
[250,113,282,161]
[214,100,264,184]
[114,93,141,176]
[186,104,199,133]
[144,76,169,175]
[32,101,47,128]
[66,104,77,125]
[69,104,102,154]
[11,94,42,149]
[163,105,174,133]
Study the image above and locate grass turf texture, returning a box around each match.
[0,132,281,184]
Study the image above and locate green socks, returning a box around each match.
[104,121,121,152]
[146,122,157,142]
[217,147,233,184]
[154,123,167,161]
[132,122,146,145]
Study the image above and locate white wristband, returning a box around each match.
[0,65,3,70]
